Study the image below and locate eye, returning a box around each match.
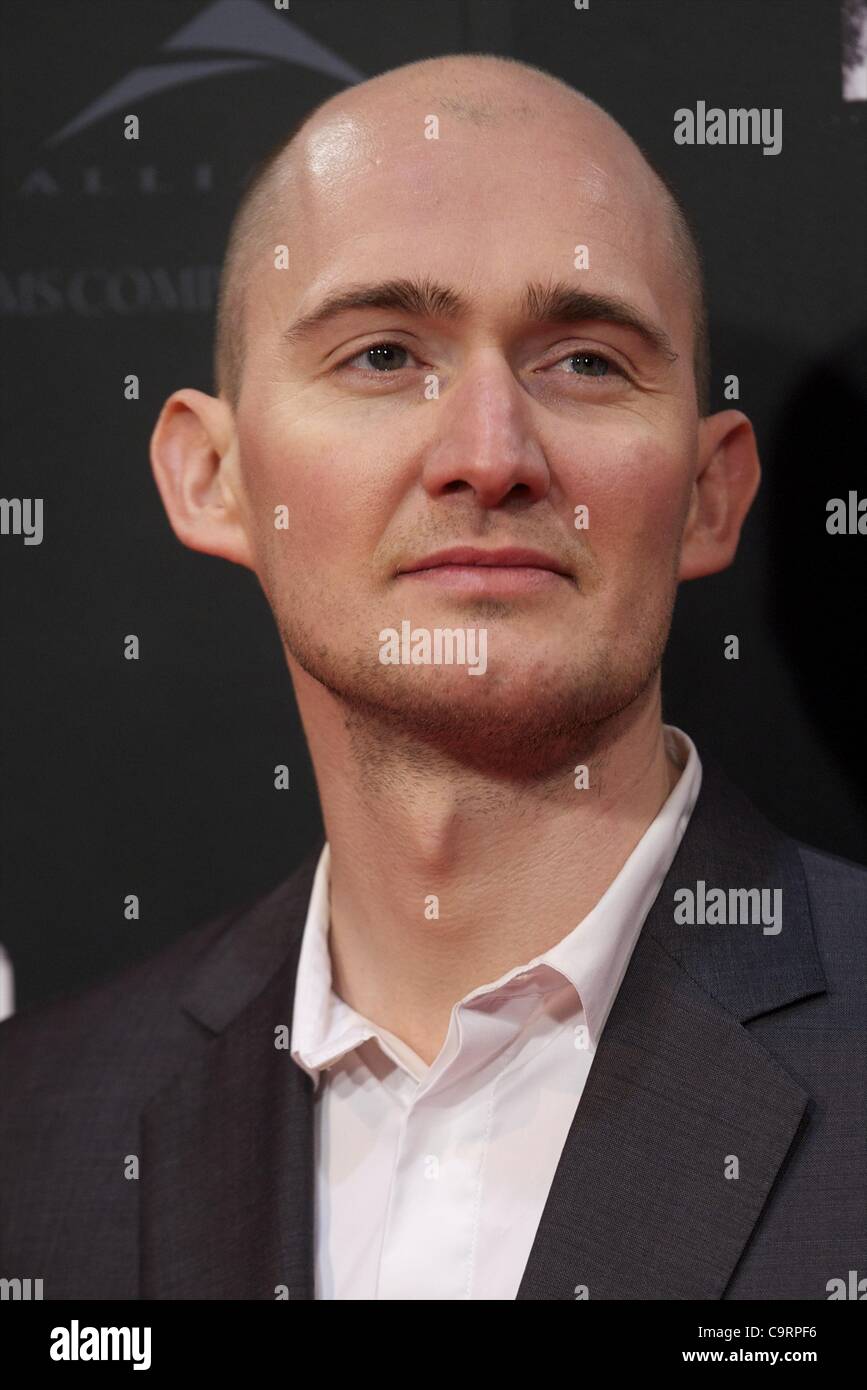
[338,341,415,373]
[552,351,624,380]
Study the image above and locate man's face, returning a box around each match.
[231,101,700,769]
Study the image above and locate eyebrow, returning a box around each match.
[281,276,678,362]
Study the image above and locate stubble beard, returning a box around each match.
[273,590,676,782]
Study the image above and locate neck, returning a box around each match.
[292,665,681,1065]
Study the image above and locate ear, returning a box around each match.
[678,409,761,581]
[149,388,255,570]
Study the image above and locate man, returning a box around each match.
[1,54,864,1302]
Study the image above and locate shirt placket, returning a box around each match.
[373,985,547,1300]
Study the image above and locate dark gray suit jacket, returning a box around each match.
[1,758,865,1300]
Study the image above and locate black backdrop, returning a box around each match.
[1,0,865,1013]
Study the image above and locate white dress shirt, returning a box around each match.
[290,725,702,1300]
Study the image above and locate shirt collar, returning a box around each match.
[539,724,700,1042]
[291,725,702,1086]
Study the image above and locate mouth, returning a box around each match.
[396,546,575,596]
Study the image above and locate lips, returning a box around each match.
[397,546,571,577]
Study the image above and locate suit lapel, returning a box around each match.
[517,757,826,1299]
[140,851,321,1299]
[139,759,828,1301]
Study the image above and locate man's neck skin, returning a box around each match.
[291,666,681,1067]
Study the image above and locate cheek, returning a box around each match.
[237,413,381,573]
[565,426,691,572]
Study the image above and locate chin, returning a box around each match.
[341,664,642,776]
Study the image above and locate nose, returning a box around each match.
[419,350,551,509]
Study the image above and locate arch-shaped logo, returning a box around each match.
[46,0,365,147]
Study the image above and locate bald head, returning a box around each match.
[213,54,709,414]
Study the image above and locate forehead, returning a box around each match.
[244,99,686,349]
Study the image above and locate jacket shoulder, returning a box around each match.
[0,858,315,1102]
[795,840,867,989]
[796,839,867,885]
